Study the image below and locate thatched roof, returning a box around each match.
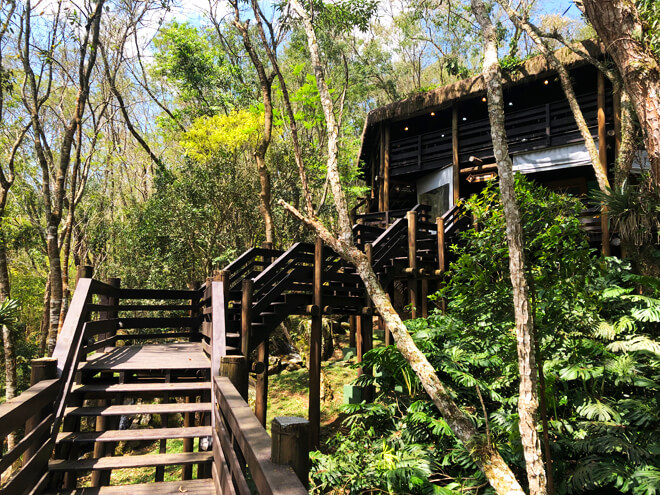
[358,39,605,163]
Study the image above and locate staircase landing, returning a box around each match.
[79,342,210,372]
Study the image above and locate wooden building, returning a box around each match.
[357,40,619,242]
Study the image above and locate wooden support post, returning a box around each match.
[407,211,418,319]
[349,315,356,348]
[241,279,253,361]
[183,284,200,480]
[384,284,393,346]
[421,279,429,318]
[255,339,268,427]
[360,307,374,403]
[436,216,445,273]
[383,124,390,212]
[90,278,119,488]
[220,356,248,401]
[272,417,310,488]
[24,358,57,461]
[356,314,364,375]
[452,104,460,205]
[598,70,611,256]
[309,238,323,450]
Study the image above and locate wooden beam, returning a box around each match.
[452,104,460,205]
[598,71,610,256]
[309,238,322,449]
[460,163,498,174]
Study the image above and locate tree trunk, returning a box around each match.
[0,192,16,451]
[39,278,51,356]
[230,2,275,244]
[46,219,63,356]
[582,0,660,181]
[472,1,547,493]
[284,1,526,491]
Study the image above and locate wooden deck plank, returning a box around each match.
[78,343,210,372]
[57,426,212,444]
[45,478,215,495]
[48,451,213,471]
[73,381,211,396]
[65,402,211,417]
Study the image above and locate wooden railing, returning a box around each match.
[390,91,606,175]
[0,369,59,495]
[212,376,308,495]
[225,248,284,292]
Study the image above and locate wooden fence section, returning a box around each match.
[212,376,308,495]
[0,373,59,495]
[389,91,609,176]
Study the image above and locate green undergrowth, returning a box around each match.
[265,331,373,442]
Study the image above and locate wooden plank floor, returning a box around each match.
[79,342,210,371]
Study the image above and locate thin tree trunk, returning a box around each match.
[230,2,276,244]
[283,1,526,491]
[39,278,51,356]
[472,1,547,493]
[615,90,638,187]
[498,1,609,192]
[0,192,16,451]
[582,0,660,182]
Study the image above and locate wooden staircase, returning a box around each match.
[0,204,463,495]
[46,323,216,493]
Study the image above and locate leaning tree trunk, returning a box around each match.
[283,1,526,492]
[472,1,548,494]
[582,0,660,181]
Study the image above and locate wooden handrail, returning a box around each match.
[0,379,60,440]
[213,376,308,495]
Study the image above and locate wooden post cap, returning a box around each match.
[30,357,58,385]
[272,416,310,488]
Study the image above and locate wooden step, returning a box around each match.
[57,426,212,444]
[46,478,215,494]
[48,451,212,471]
[65,402,211,417]
[72,381,210,398]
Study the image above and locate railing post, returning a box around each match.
[187,280,201,342]
[309,238,323,449]
[241,279,253,361]
[220,356,248,401]
[407,211,418,319]
[24,358,57,461]
[76,265,93,286]
[272,417,310,488]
